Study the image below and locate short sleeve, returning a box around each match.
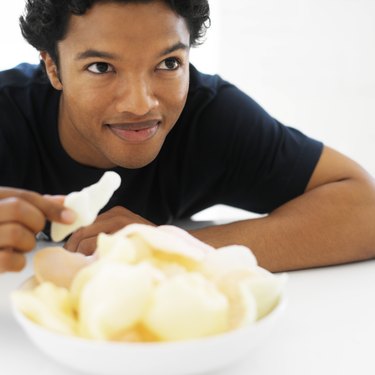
[176,83,324,215]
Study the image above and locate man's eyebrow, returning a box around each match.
[75,49,118,61]
[159,41,189,57]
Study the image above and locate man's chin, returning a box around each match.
[113,154,159,170]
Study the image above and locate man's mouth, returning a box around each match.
[106,120,160,142]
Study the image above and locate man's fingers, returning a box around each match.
[0,187,75,224]
[76,237,98,256]
[43,194,65,204]
[64,216,128,253]
[64,206,154,253]
[64,224,103,253]
[64,234,98,255]
[17,190,75,223]
[0,197,45,233]
[0,250,26,273]
[0,224,37,252]
[0,189,76,274]
[43,195,77,223]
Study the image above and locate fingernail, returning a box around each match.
[61,209,76,223]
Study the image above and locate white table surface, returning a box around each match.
[1,214,375,375]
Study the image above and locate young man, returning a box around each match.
[1,0,375,273]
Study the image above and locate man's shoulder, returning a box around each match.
[0,62,59,153]
[185,64,267,124]
[188,64,232,96]
[0,62,58,121]
[0,63,48,89]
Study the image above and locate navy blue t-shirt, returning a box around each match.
[0,63,323,224]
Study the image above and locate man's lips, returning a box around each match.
[106,120,161,142]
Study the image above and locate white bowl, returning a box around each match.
[12,277,286,375]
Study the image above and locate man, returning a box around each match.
[1,0,375,273]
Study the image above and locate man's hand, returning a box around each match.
[0,188,75,273]
[64,206,154,255]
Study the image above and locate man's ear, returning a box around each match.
[40,51,63,90]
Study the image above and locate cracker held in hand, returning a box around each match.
[51,171,121,242]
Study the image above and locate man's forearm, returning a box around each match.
[190,177,375,272]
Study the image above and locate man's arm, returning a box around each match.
[65,146,375,272]
[190,146,375,272]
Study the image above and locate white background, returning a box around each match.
[1,0,375,175]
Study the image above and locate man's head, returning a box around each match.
[19,1,210,169]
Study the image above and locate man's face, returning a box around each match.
[43,1,190,168]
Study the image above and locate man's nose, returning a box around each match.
[114,75,159,116]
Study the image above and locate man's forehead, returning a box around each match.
[74,41,189,62]
[66,1,189,35]
[61,2,190,53]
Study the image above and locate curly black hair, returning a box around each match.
[19,0,210,64]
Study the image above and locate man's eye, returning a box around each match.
[87,62,114,74]
[157,57,181,71]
